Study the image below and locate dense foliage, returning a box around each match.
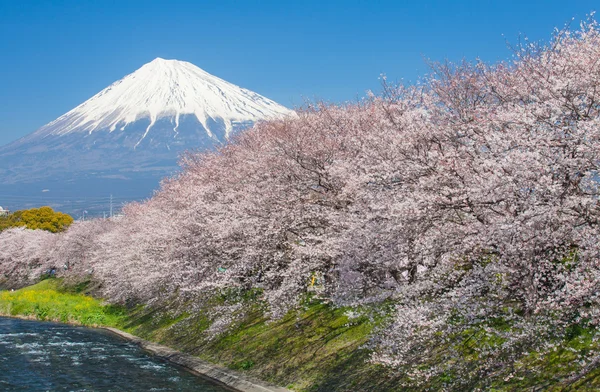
[0,206,73,233]
[2,18,600,387]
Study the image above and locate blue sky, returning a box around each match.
[0,0,597,146]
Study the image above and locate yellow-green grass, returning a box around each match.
[0,279,126,327]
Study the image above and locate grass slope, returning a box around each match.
[0,279,125,326]
[122,298,396,392]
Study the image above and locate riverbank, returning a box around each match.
[104,327,289,392]
[0,279,398,391]
[4,279,600,391]
[0,312,282,392]
[0,280,287,392]
[0,279,125,327]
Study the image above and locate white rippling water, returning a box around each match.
[0,317,230,391]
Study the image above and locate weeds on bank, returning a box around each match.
[0,278,126,327]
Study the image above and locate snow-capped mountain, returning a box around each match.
[0,58,293,215]
[26,58,291,144]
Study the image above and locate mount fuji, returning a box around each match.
[0,58,293,215]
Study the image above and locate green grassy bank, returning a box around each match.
[2,279,600,391]
[0,279,126,327]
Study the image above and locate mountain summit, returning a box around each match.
[0,59,293,214]
[29,58,292,146]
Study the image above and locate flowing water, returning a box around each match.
[0,317,231,391]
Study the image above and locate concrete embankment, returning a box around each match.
[104,327,292,392]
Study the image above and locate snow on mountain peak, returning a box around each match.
[35,58,293,145]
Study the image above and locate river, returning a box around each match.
[0,317,232,391]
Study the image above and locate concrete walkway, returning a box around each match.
[104,327,292,392]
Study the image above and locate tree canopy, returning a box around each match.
[0,207,73,233]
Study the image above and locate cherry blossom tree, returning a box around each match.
[0,227,57,287]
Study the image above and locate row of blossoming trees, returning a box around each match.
[2,19,600,385]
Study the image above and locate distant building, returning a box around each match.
[0,206,9,217]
